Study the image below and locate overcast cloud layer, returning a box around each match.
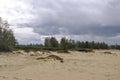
[0,0,120,44]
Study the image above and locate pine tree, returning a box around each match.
[60,37,68,51]
[44,37,59,49]
[44,37,50,48]
[49,37,59,48]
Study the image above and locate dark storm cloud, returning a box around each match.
[16,0,120,37]
[85,26,120,37]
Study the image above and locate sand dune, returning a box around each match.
[0,50,120,80]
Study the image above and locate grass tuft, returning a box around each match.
[104,51,112,54]
[36,55,64,63]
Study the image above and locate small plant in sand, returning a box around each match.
[104,51,112,54]
[30,54,35,56]
[36,55,64,63]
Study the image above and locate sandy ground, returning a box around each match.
[0,50,120,80]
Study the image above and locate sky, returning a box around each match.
[0,0,120,44]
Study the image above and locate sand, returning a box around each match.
[0,50,120,80]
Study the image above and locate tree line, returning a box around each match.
[15,37,120,52]
[44,37,109,50]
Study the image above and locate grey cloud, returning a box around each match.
[18,0,120,36]
[85,26,120,37]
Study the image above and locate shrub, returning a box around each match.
[57,50,69,53]
[76,48,93,53]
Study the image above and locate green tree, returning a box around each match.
[0,17,17,51]
[44,37,50,48]
[67,39,76,49]
[60,37,68,51]
[44,37,59,49]
[49,37,59,48]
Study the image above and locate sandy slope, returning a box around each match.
[0,50,120,80]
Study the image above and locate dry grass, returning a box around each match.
[104,51,113,54]
[36,55,64,63]
[76,48,94,53]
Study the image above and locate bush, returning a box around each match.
[76,48,93,53]
[57,50,69,53]
[15,44,43,52]
[43,47,59,51]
